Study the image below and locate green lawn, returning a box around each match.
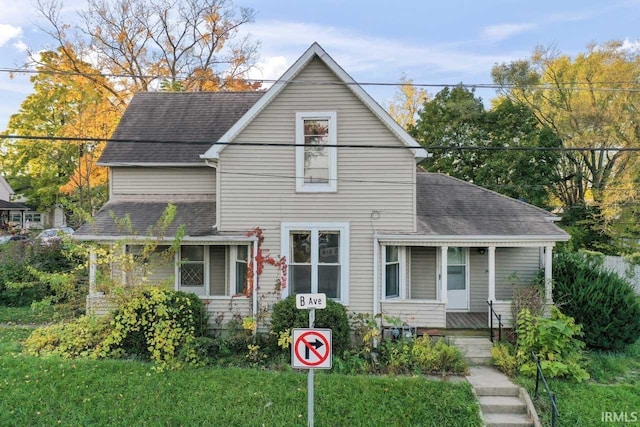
[0,305,55,325]
[0,327,482,426]
[517,340,640,426]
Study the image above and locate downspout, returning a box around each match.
[373,237,379,322]
[252,236,259,334]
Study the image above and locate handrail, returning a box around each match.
[531,351,560,427]
[486,300,503,343]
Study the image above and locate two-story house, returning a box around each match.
[76,43,569,331]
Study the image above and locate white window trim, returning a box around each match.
[281,222,349,305]
[175,245,210,295]
[382,245,406,300]
[295,112,338,193]
[229,245,249,296]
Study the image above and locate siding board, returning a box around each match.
[111,167,215,197]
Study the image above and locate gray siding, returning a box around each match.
[218,57,416,315]
[469,250,489,312]
[209,245,226,295]
[111,167,215,198]
[496,247,541,300]
[410,247,437,299]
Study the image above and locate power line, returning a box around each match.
[2,133,639,152]
[3,66,640,93]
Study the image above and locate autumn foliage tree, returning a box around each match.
[3,48,121,224]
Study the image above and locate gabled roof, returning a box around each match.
[75,200,216,237]
[414,173,569,238]
[202,42,429,161]
[98,91,264,165]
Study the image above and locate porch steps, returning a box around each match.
[467,367,536,427]
[449,336,493,365]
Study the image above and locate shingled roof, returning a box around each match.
[99,91,264,164]
[75,201,216,237]
[416,173,568,237]
[0,200,28,210]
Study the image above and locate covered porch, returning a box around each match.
[374,236,561,330]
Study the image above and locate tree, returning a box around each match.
[386,74,429,129]
[411,85,561,208]
[2,48,121,224]
[492,42,640,249]
[35,0,261,101]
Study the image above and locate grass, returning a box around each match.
[0,327,483,426]
[0,305,55,325]
[516,340,640,426]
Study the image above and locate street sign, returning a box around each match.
[291,328,332,369]
[295,293,327,310]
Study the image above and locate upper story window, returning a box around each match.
[295,112,337,192]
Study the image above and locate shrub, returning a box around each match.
[516,307,589,381]
[101,287,207,369]
[22,315,112,358]
[553,251,640,351]
[491,342,518,377]
[270,295,350,353]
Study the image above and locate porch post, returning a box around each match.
[89,250,97,295]
[488,246,496,302]
[252,239,259,330]
[440,246,448,304]
[544,245,553,305]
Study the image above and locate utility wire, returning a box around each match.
[3,66,640,93]
[1,133,639,152]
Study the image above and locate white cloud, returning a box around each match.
[12,40,27,52]
[0,24,22,47]
[618,38,640,52]
[244,21,523,79]
[247,55,289,86]
[481,23,536,42]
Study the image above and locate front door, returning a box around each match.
[446,247,468,311]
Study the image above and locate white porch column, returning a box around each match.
[440,246,448,304]
[252,239,259,329]
[488,246,496,302]
[544,245,553,305]
[89,250,97,295]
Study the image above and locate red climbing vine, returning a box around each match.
[244,227,287,297]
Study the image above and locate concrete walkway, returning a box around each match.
[466,366,539,427]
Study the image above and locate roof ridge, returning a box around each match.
[134,90,266,95]
[417,171,557,218]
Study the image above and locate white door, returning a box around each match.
[446,248,468,311]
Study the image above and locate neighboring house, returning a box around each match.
[1,175,66,231]
[75,43,569,330]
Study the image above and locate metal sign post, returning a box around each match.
[291,293,331,427]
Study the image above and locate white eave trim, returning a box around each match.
[97,162,206,167]
[74,234,254,243]
[375,233,571,243]
[201,42,428,162]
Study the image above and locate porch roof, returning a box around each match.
[384,173,569,242]
[0,200,28,210]
[75,200,217,239]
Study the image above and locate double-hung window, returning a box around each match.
[295,112,337,192]
[383,246,405,299]
[282,223,349,304]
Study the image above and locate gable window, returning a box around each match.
[282,223,349,304]
[295,112,337,192]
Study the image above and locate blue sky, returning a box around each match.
[1,0,639,130]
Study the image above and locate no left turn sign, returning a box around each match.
[291,329,332,369]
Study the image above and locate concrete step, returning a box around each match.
[466,356,492,365]
[474,386,521,397]
[479,396,528,414]
[483,413,533,427]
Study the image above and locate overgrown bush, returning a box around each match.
[0,240,86,315]
[491,342,518,377]
[270,295,350,353]
[516,307,589,381]
[553,251,640,351]
[23,315,111,358]
[102,287,207,369]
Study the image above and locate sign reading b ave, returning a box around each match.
[295,293,327,310]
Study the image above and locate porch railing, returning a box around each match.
[531,351,559,427]
[487,300,503,343]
